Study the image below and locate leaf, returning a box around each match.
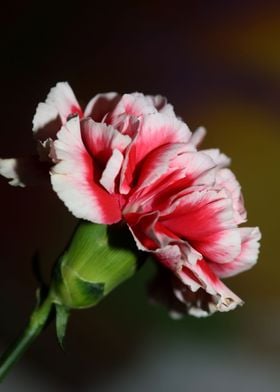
[55,304,70,349]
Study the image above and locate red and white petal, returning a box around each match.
[134,112,191,160]
[133,143,195,191]
[84,92,120,122]
[178,259,244,312]
[145,95,176,117]
[51,116,121,224]
[45,82,82,122]
[170,150,216,187]
[0,157,49,187]
[159,103,176,117]
[216,168,247,224]
[33,82,82,138]
[109,93,157,120]
[135,143,213,190]
[155,244,202,292]
[145,94,167,111]
[32,102,60,139]
[160,189,241,263]
[120,113,192,194]
[81,118,131,165]
[179,242,203,265]
[152,245,243,315]
[125,210,160,251]
[154,244,183,271]
[202,148,231,168]
[151,246,243,315]
[172,279,217,317]
[189,126,207,147]
[210,227,261,278]
[128,148,216,215]
[100,149,124,194]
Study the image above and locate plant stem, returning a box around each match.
[0,292,54,382]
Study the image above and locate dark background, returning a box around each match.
[0,1,279,391]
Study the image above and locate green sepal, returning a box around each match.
[55,304,70,349]
[35,288,42,309]
[51,221,141,309]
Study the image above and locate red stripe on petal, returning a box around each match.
[51,117,121,224]
[160,189,241,263]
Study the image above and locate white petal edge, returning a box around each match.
[0,158,25,187]
[33,82,81,134]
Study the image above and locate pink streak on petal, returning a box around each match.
[120,113,192,194]
[51,116,121,224]
[81,118,131,166]
[160,189,241,263]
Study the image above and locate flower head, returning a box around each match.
[0,82,261,316]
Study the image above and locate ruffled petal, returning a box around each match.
[120,112,192,194]
[150,246,243,315]
[173,280,218,317]
[81,118,131,164]
[99,149,124,194]
[125,210,160,251]
[177,259,244,313]
[155,245,202,291]
[0,157,49,187]
[145,94,176,117]
[202,148,231,168]
[108,93,157,120]
[128,147,216,214]
[81,118,131,196]
[33,82,82,140]
[189,126,207,147]
[0,158,26,187]
[148,266,217,318]
[209,227,261,278]
[84,92,120,122]
[216,168,247,224]
[135,143,206,191]
[160,188,241,263]
[51,116,121,224]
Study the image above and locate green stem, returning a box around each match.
[0,292,54,382]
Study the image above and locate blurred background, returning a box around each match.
[0,1,279,391]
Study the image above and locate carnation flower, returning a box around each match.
[0,82,261,316]
[0,82,261,380]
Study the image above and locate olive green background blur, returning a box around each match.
[0,1,279,391]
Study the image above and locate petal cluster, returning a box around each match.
[0,82,261,316]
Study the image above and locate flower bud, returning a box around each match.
[51,221,141,309]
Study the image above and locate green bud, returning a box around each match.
[51,221,142,309]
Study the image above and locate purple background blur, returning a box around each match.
[0,1,279,391]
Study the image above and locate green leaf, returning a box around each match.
[55,304,70,349]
